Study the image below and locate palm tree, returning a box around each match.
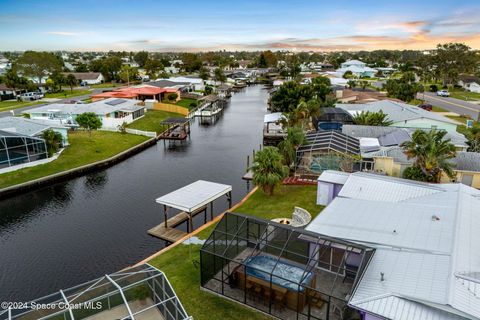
[401,129,456,183]
[250,147,289,195]
[466,124,480,152]
[41,129,63,157]
[352,110,393,126]
[278,126,306,168]
[65,74,78,93]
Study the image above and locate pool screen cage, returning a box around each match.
[200,212,374,320]
[0,264,190,320]
[0,130,48,169]
[295,131,361,178]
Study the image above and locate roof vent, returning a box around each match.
[431,215,440,221]
[380,272,385,282]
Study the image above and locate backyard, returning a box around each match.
[126,109,183,134]
[149,185,323,320]
[170,98,198,110]
[0,130,148,189]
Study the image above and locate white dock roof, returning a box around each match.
[155,180,232,212]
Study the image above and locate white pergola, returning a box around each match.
[1,264,191,320]
[155,180,232,232]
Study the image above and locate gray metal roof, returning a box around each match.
[0,116,61,137]
[298,130,360,154]
[155,180,232,212]
[336,100,459,125]
[450,152,480,172]
[362,146,413,163]
[307,172,480,320]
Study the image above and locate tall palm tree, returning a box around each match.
[352,110,393,126]
[401,129,456,183]
[278,126,306,168]
[41,129,63,157]
[250,147,289,195]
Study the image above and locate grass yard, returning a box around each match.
[44,89,91,99]
[169,98,198,110]
[408,99,448,112]
[450,90,480,101]
[0,130,148,189]
[126,110,182,134]
[0,100,44,112]
[88,82,122,89]
[149,185,322,320]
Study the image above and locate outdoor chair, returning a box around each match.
[290,207,312,227]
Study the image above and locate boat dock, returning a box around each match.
[148,207,206,242]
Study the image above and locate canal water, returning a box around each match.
[0,85,268,301]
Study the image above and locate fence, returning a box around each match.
[153,103,190,116]
[100,127,156,138]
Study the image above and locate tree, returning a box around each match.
[347,80,356,89]
[384,78,422,102]
[118,65,138,84]
[49,71,66,92]
[465,124,480,152]
[144,59,164,79]
[74,63,89,72]
[199,67,209,81]
[42,129,63,157]
[65,74,78,92]
[278,126,306,168]
[359,80,369,91]
[15,51,63,83]
[401,129,456,183]
[250,147,289,195]
[134,51,149,68]
[3,68,25,95]
[352,110,393,126]
[204,85,213,95]
[214,68,226,83]
[343,71,353,79]
[433,43,477,86]
[76,112,102,136]
[270,81,314,113]
[182,53,202,72]
[257,50,277,68]
[90,56,122,82]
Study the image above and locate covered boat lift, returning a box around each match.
[148,180,232,243]
[158,117,190,141]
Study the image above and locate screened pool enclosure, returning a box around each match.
[0,264,190,320]
[0,130,47,169]
[200,212,374,320]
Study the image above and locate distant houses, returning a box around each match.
[458,75,480,93]
[336,59,377,78]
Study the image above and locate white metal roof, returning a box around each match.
[264,112,284,123]
[317,170,350,185]
[155,180,232,212]
[308,171,480,320]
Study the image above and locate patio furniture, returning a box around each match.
[290,207,312,227]
[307,289,327,309]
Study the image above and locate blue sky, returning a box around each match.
[1,0,479,51]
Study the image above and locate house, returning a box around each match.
[458,75,480,93]
[91,84,179,103]
[163,76,205,91]
[335,89,399,104]
[25,98,146,129]
[336,60,377,78]
[309,171,480,320]
[149,79,194,92]
[63,72,104,85]
[313,107,354,130]
[442,151,480,188]
[336,100,460,132]
[0,116,69,145]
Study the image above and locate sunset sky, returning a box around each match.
[1,0,479,51]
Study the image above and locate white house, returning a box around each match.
[458,75,480,93]
[24,98,145,129]
[63,72,104,85]
[336,59,377,78]
[336,100,460,132]
[165,76,205,91]
[309,171,480,320]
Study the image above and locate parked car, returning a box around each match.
[18,92,43,101]
[437,90,450,97]
[418,103,433,111]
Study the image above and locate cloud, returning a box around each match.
[46,31,81,36]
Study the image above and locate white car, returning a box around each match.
[436,90,450,97]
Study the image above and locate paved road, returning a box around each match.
[0,89,106,118]
[418,92,480,120]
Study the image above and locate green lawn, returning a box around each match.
[44,89,91,99]
[0,100,43,112]
[149,185,322,320]
[408,98,448,112]
[0,131,148,189]
[450,90,480,101]
[88,82,122,89]
[168,98,198,110]
[126,110,182,134]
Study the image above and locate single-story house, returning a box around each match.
[62,72,104,85]
[336,60,377,78]
[458,75,480,93]
[148,79,194,92]
[0,116,69,145]
[91,85,179,103]
[310,171,480,320]
[335,89,400,104]
[164,76,205,91]
[442,151,480,188]
[24,98,146,129]
[336,100,461,132]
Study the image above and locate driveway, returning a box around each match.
[418,92,480,120]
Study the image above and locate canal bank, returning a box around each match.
[0,85,268,302]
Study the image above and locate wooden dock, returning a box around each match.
[148,207,206,243]
[242,170,253,181]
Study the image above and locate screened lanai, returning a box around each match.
[295,131,361,177]
[0,264,190,320]
[200,212,374,320]
[0,130,47,169]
